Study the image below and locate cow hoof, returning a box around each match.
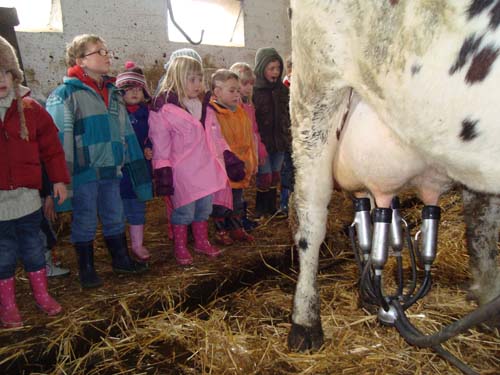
[287,322,324,352]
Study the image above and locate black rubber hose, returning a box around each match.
[403,271,432,310]
[393,312,479,375]
[374,274,390,311]
[395,255,404,297]
[404,226,418,297]
[391,294,500,347]
[349,225,364,272]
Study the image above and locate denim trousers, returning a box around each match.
[71,179,125,243]
[280,151,295,191]
[171,195,213,225]
[123,198,146,225]
[258,151,285,175]
[0,209,44,279]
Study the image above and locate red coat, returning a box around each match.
[0,95,70,190]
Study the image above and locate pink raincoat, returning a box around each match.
[149,103,232,209]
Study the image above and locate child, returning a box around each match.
[152,48,204,240]
[230,62,267,230]
[46,34,151,289]
[210,69,257,243]
[283,55,292,88]
[40,168,70,277]
[149,56,241,265]
[0,36,69,327]
[279,55,293,218]
[252,47,291,217]
[116,61,153,262]
[153,48,203,100]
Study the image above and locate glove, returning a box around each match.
[223,150,245,182]
[154,167,174,196]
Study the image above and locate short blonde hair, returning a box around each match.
[211,69,239,91]
[230,62,256,84]
[159,56,204,100]
[65,34,105,67]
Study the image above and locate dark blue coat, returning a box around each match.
[120,104,153,199]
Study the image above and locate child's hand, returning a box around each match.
[43,196,57,221]
[144,147,153,160]
[53,182,68,205]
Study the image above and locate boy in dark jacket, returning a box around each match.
[252,47,291,217]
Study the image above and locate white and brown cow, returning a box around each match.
[289,0,500,350]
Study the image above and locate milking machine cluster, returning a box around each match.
[349,197,500,375]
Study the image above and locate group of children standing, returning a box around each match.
[0,33,292,328]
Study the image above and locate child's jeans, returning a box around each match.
[0,209,44,279]
[281,151,294,191]
[258,152,285,175]
[257,151,285,189]
[71,179,125,243]
[123,198,146,225]
[171,195,213,225]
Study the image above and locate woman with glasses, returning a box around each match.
[46,34,152,289]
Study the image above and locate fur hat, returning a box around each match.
[0,36,28,141]
[0,36,23,83]
[116,61,151,100]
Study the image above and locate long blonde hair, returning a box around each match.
[158,56,204,100]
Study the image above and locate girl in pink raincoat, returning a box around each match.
[149,56,243,265]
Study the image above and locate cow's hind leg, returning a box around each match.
[462,188,500,314]
[288,86,351,351]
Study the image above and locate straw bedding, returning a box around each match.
[0,190,498,374]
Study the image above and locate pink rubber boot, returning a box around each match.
[172,224,193,265]
[27,269,62,316]
[129,225,151,262]
[192,221,221,257]
[0,277,22,328]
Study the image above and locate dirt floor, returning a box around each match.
[0,190,499,374]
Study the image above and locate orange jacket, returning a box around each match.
[210,100,257,189]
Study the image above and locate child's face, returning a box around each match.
[239,79,254,98]
[185,73,203,99]
[78,41,112,76]
[0,70,14,99]
[123,86,145,105]
[214,78,240,108]
[264,60,281,83]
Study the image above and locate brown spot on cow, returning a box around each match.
[466,46,499,84]
[460,118,479,141]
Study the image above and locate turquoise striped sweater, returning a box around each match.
[46,77,152,211]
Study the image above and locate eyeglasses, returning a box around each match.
[83,49,113,58]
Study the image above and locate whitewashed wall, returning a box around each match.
[14,0,291,99]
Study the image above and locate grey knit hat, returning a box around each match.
[164,48,202,69]
[0,36,28,141]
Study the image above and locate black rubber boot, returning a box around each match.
[74,241,103,288]
[104,233,148,274]
[267,188,278,215]
[241,201,258,231]
[254,190,269,218]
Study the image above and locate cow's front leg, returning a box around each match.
[462,188,500,309]
[288,87,351,351]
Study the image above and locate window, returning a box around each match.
[0,0,62,32]
[167,0,244,47]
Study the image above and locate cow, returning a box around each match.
[288,0,500,351]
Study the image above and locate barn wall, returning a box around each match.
[14,0,291,99]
